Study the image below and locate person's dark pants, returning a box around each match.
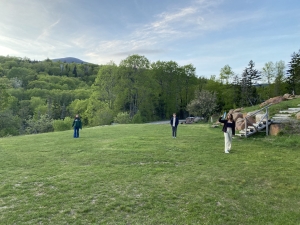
[172,126,177,137]
[74,127,80,138]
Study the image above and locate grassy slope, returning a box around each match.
[1,122,300,224]
[241,97,300,116]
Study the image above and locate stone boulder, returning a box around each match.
[232,112,243,121]
[235,117,254,131]
[228,109,234,114]
[245,115,256,124]
[283,93,294,99]
[269,123,285,136]
[256,113,268,123]
[235,118,245,131]
[260,96,286,107]
[233,108,243,113]
[296,112,300,120]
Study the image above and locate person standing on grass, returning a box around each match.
[219,113,235,153]
[170,113,179,138]
[72,114,82,138]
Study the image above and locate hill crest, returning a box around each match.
[51,57,86,64]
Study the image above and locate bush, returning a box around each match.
[114,112,131,124]
[0,110,21,137]
[25,114,53,134]
[132,111,143,123]
[97,108,114,125]
[53,117,73,132]
[0,127,19,137]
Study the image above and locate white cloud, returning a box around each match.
[0,45,19,56]
[36,19,61,41]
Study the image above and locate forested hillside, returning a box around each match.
[0,50,299,137]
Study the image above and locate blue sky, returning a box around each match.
[0,0,299,78]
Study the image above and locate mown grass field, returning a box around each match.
[1,121,300,224]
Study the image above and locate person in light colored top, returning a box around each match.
[219,113,235,153]
[170,113,179,138]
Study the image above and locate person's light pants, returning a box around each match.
[224,128,232,152]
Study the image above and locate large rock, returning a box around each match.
[233,108,243,113]
[256,113,269,123]
[235,117,254,131]
[235,118,245,130]
[269,123,285,136]
[296,112,300,120]
[260,96,286,107]
[232,112,243,121]
[228,109,234,114]
[283,93,293,99]
[246,115,256,124]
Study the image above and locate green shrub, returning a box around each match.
[53,117,73,132]
[0,110,21,137]
[132,111,143,123]
[114,112,131,124]
[25,115,53,134]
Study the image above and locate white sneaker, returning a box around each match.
[225,150,229,153]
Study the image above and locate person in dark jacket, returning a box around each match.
[72,114,82,138]
[170,113,179,138]
[219,113,235,153]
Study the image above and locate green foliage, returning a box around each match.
[0,84,10,110]
[0,64,4,76]
[0,110,21,137]
[93,63,118,109]
[1,52,300,137]
[132,110,143,123]
[114,112,131,124]
[25,115,53,134]
[286,50,300,94]
[89,108,114,126]
[219,64,234,84]
[240,60,261,106]
[53,117,73,132]
[7,67,36,87]
[85,94,113,126]
[68,99,89,124]
[27,74,88,90]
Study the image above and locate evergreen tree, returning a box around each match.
[73,65,78,77]
[240,60,261,106]
[286,50,300,95]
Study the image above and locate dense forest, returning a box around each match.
[0,50,300,137]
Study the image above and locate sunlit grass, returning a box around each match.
[0,123,300,224]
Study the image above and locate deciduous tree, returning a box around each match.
[186,90,217,121]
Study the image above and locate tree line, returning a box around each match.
[0,50,299,137]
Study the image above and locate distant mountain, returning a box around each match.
[51,57,86,64]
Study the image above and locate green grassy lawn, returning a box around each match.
[1,123,300,224]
